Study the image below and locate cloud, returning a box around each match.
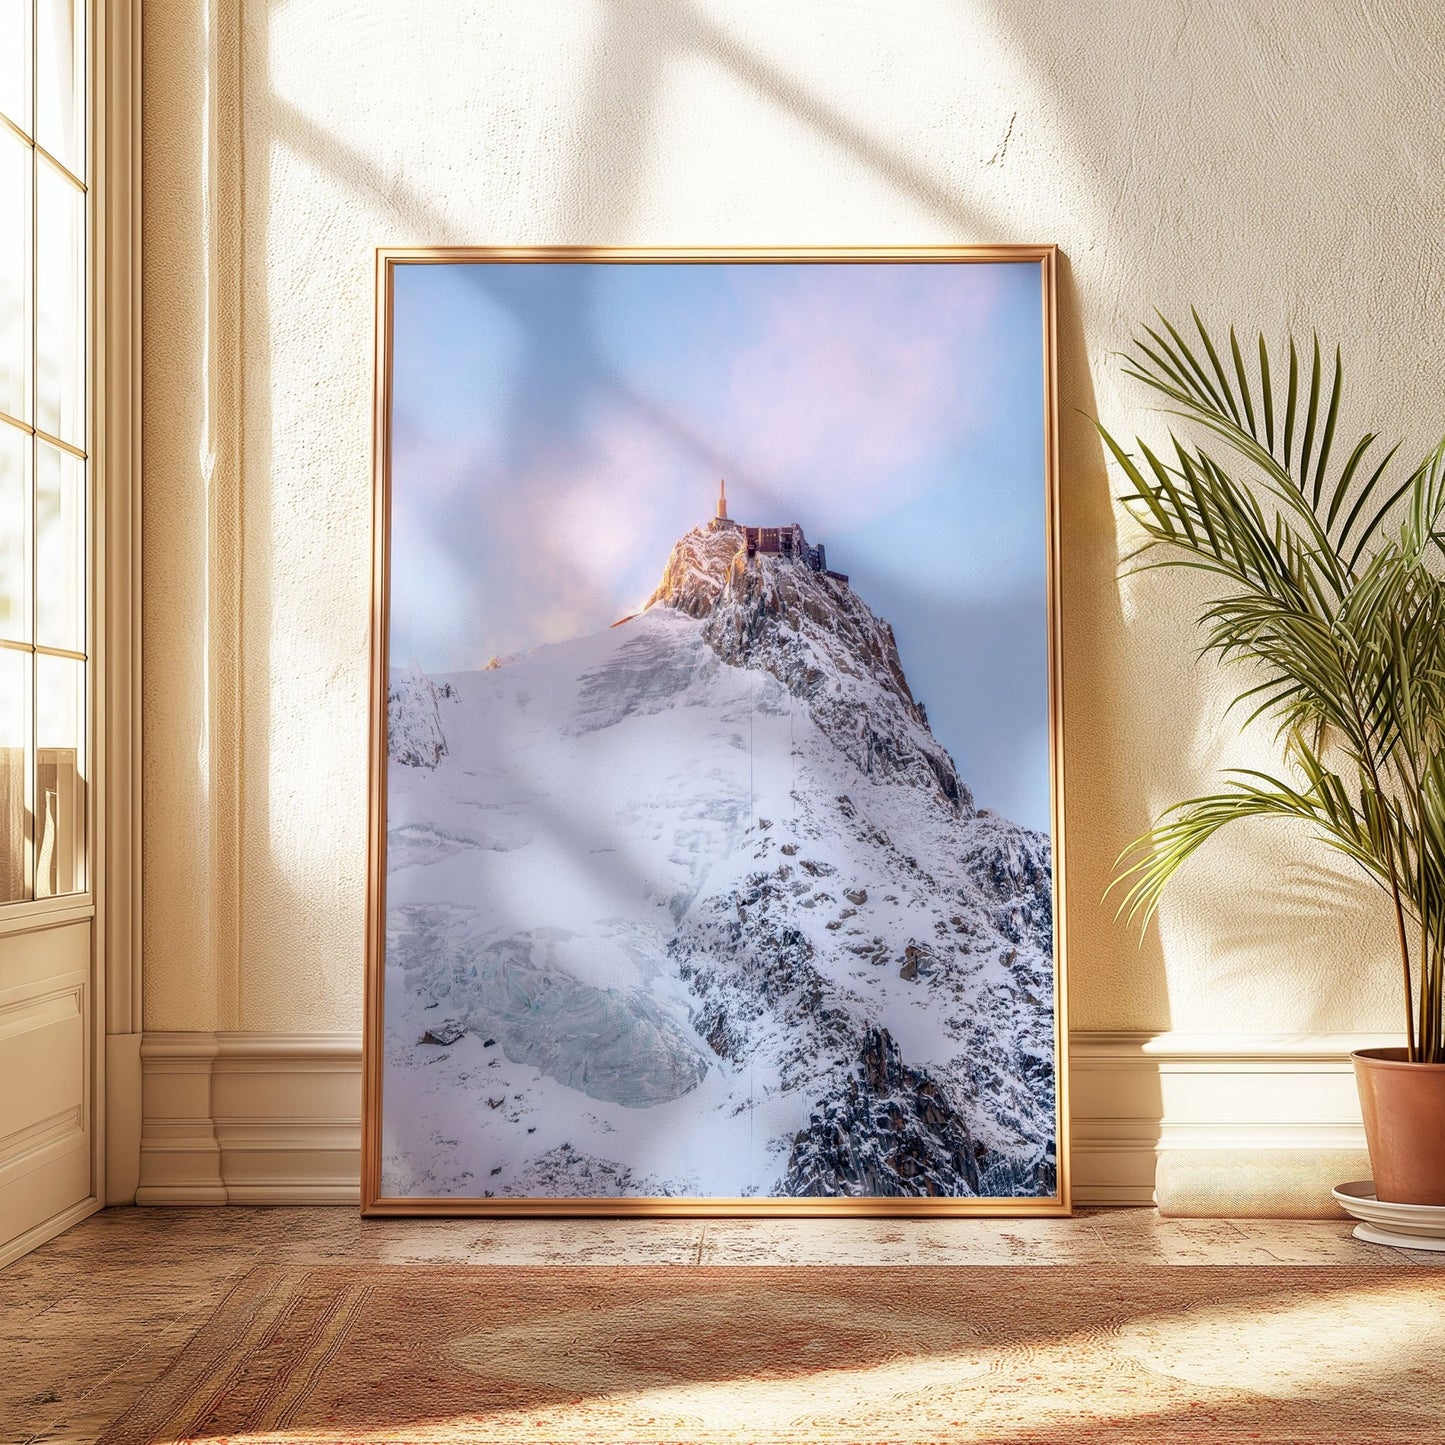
[389,261,1020,671]
[705,263,1002,530]
[391,406,696,670]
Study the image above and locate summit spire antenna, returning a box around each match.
[716,478,729,521]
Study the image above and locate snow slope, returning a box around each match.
[382,519,1056,1199]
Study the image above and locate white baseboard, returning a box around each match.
[137,1032,361,1205]
[135,1029,1392,1212]
[1070,1031,1391,1213]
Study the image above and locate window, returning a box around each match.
[1,1,88,903]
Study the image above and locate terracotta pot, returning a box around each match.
[1352,1047,1445,1205]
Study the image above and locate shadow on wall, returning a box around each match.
[1050,252,1176,1041]
[160,0,1445,1058]
[163,0,1185,1054]
[978,0,1437,1039]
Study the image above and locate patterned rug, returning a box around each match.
[101,1264,1445,1444]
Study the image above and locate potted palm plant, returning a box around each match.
[1100,312,1445,1205]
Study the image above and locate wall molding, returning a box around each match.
[1070,1030,1391,1213]
[97,0,144,1210]
[137,1032,361,1205]
[137,1029,1394,1211]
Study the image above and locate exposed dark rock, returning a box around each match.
[674,869,855,1091]
[418,1018,466,1046]
[963,831,1054,955]
[782,1028,986,1197]
[512,1143,686,1198]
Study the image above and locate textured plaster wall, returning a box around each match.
[142,0,1445,1035]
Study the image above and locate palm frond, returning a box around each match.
[1109,769,1387,932]
[1116,313,1409,568]
[1101,311,1445,1060]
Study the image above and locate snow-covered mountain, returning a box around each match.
[382,514,1057,1199]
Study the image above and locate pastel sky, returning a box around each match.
[389,260,1051,832]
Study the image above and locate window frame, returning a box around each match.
[0,0,94,920]
[0,0,143,1242]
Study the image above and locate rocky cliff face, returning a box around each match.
[665,784,1057,1197]
[784,1027,984,1197]
[647,523,971,813]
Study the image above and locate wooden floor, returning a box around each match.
[3,1206,1442,1444]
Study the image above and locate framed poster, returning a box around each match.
[363,247,1066,1215]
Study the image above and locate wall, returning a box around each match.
[139,0,1445,1202]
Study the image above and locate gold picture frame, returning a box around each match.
[364,246,1067,1216]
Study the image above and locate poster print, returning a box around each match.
[364,248,1066,1215]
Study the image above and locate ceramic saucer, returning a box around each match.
[1332,1180,1445,1252]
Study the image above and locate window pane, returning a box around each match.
[0,125,29,422]
[35,650,83,897]
[0,423,29,643]
[35,156,83,447]
[0,0,32,137]
[36,0,83,180]
[0,646,30,903]
[35,441,81,651]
